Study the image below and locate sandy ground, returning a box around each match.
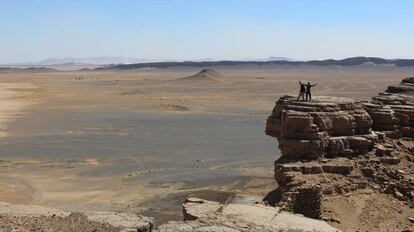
[0,65,412,227]
[324,190,414,231]
[0,83,39,137]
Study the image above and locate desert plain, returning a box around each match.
[0,65,413,227]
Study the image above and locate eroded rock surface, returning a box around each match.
[265,82,414,220]
[85,211,154,232]
[266,95,376,159]
[366,77,414,137]
[0,202,154,232]
[155,198,340,232]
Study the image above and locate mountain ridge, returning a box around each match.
[97,56,414,70]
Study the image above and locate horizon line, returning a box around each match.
[3,55,414,66]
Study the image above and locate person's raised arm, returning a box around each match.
[311,84,317,87]
[299,81,302,85]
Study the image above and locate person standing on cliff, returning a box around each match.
[306,82,317,101]
[297,81,306,101]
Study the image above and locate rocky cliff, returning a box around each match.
[266,95,376,159]
[365,77,414,137]
[265,78,414,226]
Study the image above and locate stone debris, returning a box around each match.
[0,212,121,232]
[0,202,154,232]
[0,202,70,218]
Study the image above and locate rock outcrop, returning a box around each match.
[155,198,341,232]
[365,77,414,138]
[266,95,376,159]
[265,80,414,219]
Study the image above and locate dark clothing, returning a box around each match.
[306,85,312,93]
[306,92,312,101]
[305,83,316,101]
[297,83,306,101]
[300,84,306,93]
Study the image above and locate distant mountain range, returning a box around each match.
[98,57,414,70]
[245,56,296,62]
[0,67,56,72]
[5,56,294,66]
[35,57,149,65]
[2,57,414,72]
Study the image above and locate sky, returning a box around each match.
[1,0,414,63]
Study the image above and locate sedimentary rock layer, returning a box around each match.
[365,77,414,137]
[265,79,414,220]
[266,95,376,159]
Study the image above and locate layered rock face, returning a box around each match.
[265,83,414,219]
[266,95,376,159]
[365,77,414,137]
[155,198,340,232]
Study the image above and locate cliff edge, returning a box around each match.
[265,78,414,231]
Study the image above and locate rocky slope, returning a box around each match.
[0,202,154,232]
[265,77,414,230]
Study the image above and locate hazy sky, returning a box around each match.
[1,0,414,63]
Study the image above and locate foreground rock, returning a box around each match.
[0,202,154,232]
[0,199,340,232]
[265,78,414,227]
[155,198,340,232]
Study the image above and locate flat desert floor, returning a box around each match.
[0,65,412,224]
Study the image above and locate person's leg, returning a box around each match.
[301,92,305,101]
[306,93,309,101]
[297,92,301,101]
[309,92,312,101]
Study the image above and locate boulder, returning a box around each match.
[183,198,223,221]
